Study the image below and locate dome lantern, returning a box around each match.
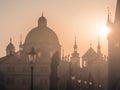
[38,13,47,27]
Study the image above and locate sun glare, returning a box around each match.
[99,24,111,38]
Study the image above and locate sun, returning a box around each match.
[99,24,111,38]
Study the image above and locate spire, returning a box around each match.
[97,36,101,55]
[38,12,47,27]
[19,34,23,51]
[62,49,65,60]
[107,8,110,23]
[115,0,120,23]
[42,11,43,17]
[10,37,12,43]
[107,7,112,26]
[90,41,92,48]
[6,38,15,56]
[73,36,77,52]
[20,34,22,44]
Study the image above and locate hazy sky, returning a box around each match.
[0,0,117,57]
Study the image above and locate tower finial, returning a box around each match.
[98,35,100,48]
[42,12,43,17]
[90,41,92,48]
[20,34,22,43]
[107,7,110,20]
[107,7,112,26]
[19,34,23,51]
[62,49,65,60]
[74,35,77,52]
[75,35,76,45]
[115,0,120,23]
[97,35,101,54]
[10,37,12,43]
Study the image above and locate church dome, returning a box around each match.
[24,15,60,47]
[24,27,59,45]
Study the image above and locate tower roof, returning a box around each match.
[97,36,101,55]
[82,47,97,58]
[115,0,120,23]
[107,7,112,26]
[73,36,77,52]
[6,38,15,50]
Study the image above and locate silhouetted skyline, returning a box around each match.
[0,0,117,56]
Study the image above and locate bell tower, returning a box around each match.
[70,36,80,77]
[108,0,120,90]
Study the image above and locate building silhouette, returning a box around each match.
[82,41,107,90]
[107,0,120,90]
[58,37,107,90]
[0,14,61,90]
[0,12,108,90]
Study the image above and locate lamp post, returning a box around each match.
[77,79,82,90]
[71,76,76,90]
[98,84,102,90]
[89,81,93,90]
[28,47,37,90]
[83,81,88,90]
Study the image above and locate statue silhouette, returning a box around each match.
[50,51,60,90]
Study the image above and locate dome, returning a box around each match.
[24,26,60,45]
[24,15,60,46]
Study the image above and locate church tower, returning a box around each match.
[70,36,80,77]
[108,0,120,90]
[97,36,102,56]
[6,38,15,56]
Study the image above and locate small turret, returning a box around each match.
[38,12,47,27]
[6,38,15,56]
[97,36,101,55]
[106,7,112,27]
[115,0,120,24]
[73,36,77,52]
[19,34,23,51]
[61,49,65,60]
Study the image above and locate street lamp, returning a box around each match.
[77,79,82,90]
[71,76,75,81]
[89,82,92,85]
[89,82,93,90]
[71,76,76,90]
[28,47,37,90]
[78,79,81,84]
[98,84,102,88]
[84,81,87,85]
[83,81,88,90]
[98,84,102,90]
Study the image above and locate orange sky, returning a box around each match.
[0,0,117,57]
